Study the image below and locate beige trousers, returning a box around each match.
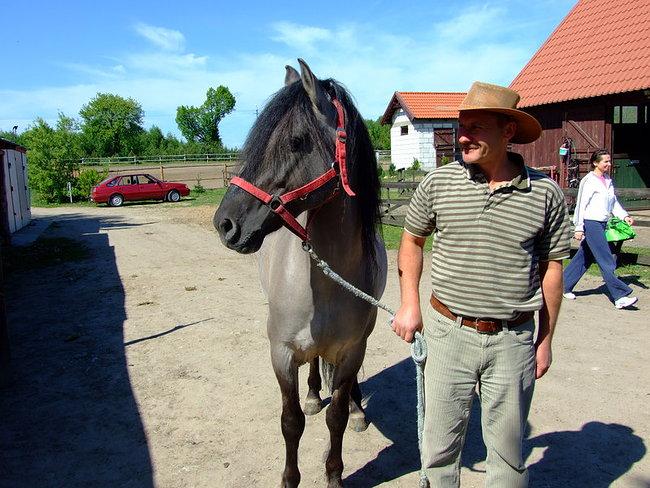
[421,305,536,487]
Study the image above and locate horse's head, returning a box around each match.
[214,59,357,254]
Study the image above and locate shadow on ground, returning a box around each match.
[0,213,153,488]
[345,359,646,487]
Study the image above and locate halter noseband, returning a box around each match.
[229,97,354,242]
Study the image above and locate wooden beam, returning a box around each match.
[567,120,600,148]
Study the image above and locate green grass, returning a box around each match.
[31,191,95,208]
[180,188,227,207]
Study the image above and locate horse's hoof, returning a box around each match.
[347,414,368,432]
[303,398,323,416]
[326,476,343,488]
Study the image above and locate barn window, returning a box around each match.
[613,105,639,124]
[401,125,409,136]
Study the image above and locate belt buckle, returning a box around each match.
[474,317,498,334]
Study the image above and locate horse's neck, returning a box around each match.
[308,196,364,266]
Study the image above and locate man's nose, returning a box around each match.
[458,132,470,144]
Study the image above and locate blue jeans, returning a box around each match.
[564,219,632,301]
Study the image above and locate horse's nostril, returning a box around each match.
[219,218,240,243]
[220,218,233,234]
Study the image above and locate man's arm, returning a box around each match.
[392,231,427,343]
[536,259,563,379]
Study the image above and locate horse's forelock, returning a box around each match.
[241,78,381,261]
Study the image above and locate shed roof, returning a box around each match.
[510,0,650,108]
[380,92,467,125]
[0,138,26,153]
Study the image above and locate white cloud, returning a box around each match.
[271,22,331,53]
[134,23,186,52]
[2,5,563,148]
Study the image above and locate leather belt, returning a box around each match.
[429,295,534,334]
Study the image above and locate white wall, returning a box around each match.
[389,111,440,170]
[390,111,419,170]
[389,115,459,171]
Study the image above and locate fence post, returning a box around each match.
[160,164,165,182]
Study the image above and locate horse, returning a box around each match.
[214,59,387,487]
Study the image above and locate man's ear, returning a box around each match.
[504,120,517,142]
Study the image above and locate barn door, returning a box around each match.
[434,128,457,165]
[612,104,649,189]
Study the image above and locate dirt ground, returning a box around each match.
[1,203,649,488]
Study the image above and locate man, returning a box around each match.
[392,82,570,487]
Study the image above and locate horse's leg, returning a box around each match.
[271,346,305,488]
[348,378,368,432]
[304,357,324,415]
[325,375,352,488]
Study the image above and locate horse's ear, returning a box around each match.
[284,65,300,86]
[298,58,329,115]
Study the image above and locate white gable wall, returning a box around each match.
[390,111,443,171]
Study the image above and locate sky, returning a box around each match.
[1,0,577,149]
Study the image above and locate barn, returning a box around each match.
[509,0,650,207]
[380,92,466,170]
[0,138,31,242]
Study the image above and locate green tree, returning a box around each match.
[21,114,83,202]
[176,86,236,148]
[0,129,21,144]
[140,126,166,155]
[80,93,144,157]
[364,117,391,150]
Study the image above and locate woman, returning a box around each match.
[563,149,638,308]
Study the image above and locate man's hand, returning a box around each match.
[535,340,552,379]
[624,215,635,226]
[574,231,584,240]
[392,305,423,343]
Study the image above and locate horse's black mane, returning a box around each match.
[241,78,382,260]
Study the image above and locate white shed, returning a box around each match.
[1,139,31,241]
[381,92,466,171]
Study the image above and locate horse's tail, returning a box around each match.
[320,359,365,394]
[320,359,335,394]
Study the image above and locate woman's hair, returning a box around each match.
[589,149,610,167]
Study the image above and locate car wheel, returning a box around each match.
[109,194,124,207]
[167,190,181,202]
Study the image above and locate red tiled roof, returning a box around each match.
[380,92,467,124]
[510,0,650,107]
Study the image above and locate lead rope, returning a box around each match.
[303,242,429,488]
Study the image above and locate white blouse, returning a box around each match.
[573,172,628,232]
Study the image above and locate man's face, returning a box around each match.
[457,111,515,165]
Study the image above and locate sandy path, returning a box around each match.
[1,204,648,487]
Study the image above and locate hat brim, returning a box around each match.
[459,107,542,144]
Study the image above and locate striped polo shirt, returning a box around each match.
[404,153,571,320]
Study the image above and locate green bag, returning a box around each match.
[605,217,636,242]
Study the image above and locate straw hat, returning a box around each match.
[459,82,542,144]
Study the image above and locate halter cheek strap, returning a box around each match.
[332,98,354,197]
[229,96,354,242]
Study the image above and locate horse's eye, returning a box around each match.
[290,136,305,152]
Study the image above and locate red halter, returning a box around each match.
[229,97,355,242]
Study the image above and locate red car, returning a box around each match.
[91,173,190,207]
